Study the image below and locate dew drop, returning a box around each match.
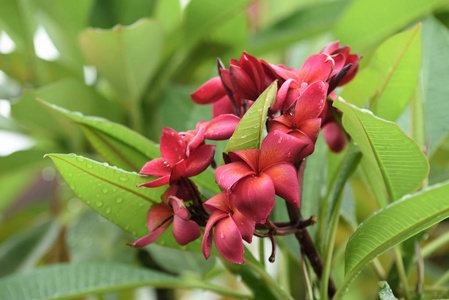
[112,188,117,193]
[138,203,144,207]
[125,225,130,230]
[170,132,175,136]
[69,184,76,190]
[241,134,247,139]
[116,198,123,204]
[119,176,128,182]
[76,157,84,162]
[102,188,109,194]
[86,163,93,169]
[68,173,73,178]
[220,232,225,239]
[105,208,112,214]
[96,201,103,207]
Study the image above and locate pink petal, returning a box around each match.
[297,54,334,84]
[202,211,228,259]
[230,64,258,100]
[323,122,346,152]
[239,52,265,94]
[262,61,300,82]
[169,159,186,184]
[267,115,293,133]
[203,191,231,214]
[185,126,205,156]
[271,79,296,113]
[127,226,167,247]
[233,173,275,224]
[191,76,227,105]
[259,130,308,169]
[231,207,256,243]
[138,175,170,188]
[293,81,328,123]
[298,118,322,144]
[215,161,255,190]
[212,96,235,118]
[185,144,216,177]
[228,149,259,172]
[139,158,170,177]
[320,41,341,55]
[204,114,241,140]
[160,128,186,167]
[146,203,173,232]
[338,54,360,86]
[214,216,245,264]
[263,163,300,208]
[289,130,315,159]
[170,196,191,220]
[172,215,201,245]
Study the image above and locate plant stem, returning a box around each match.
[394,246,410,299]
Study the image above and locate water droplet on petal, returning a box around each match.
[220,232,225,239]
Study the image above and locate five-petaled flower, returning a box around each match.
[215,130,307,224]
[202,191,255,264]
[139,127,215,187]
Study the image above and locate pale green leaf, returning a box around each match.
[38,100,160,171]
[334,98,429,202]
[334,181,449,299]
[224,82,277,153]
[421,16,449,157]
[340,24,422,121]
[378,282,398,300]
[79,19,163,101]
[0,262,252,300]
[334,0,444,51]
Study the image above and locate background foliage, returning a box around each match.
[1,0,449,299]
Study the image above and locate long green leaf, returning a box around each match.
[340,24,422,121]
[224,81,277,154]
[79,19,163,101]
[334,98,429,202]
[334,181,449,299]
[0,262,253,300]
[38,100,160,171]
[334,0,444,51]
[421,16,449,157]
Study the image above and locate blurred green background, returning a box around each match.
[1,0,449,299]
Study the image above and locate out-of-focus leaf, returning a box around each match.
[421,16,449,157]
[0,221,59,278]
[340,24,422,121]
[250,0,349,54]
[334,181,449,299]
[0,0,36,51]
[0,149,47,174]
[0,262,252,300]
[224,82,277,154]
[0,170,36,215]
[154,0,181,34]
[38,100,159,171]
[11,78,121,138]
[378,282,398,300]
[334,0,444,51]
[79,19,163,102]
[334,98,429,202]
[211,10,248,47]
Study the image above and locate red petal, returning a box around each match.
[204,114,241,140]
[298,118,322,144]
[160,128,186,167]
[170,196,190,220]
[320,41,341,55]
[259,130,308,169]
[172,215,201,245]
[203,191,231,214]
[228,149,259,172]
[185,126,205,156]
[169,159,186,184]
[323,122,346,152]
[233,173,275,224]
[185,144,215,177]
[127,226,167,247]
[271,79,296,113]
[267,115,293,133]
[146,203,173,232]
[297,54,334,84]
[240,52,265,94]
[263,163,300,208]
[214,216,245,264]
[202,211,228,259]
[215,161,255,190]
[139,158,170,177]
[231,207,255,243]
[138,175,170,188]
[289,130,315,159]
[191,76,227,104]
[212,96,235,118]
[230,65,258,100]
[293,81,328,123]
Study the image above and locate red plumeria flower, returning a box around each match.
[215,130,307,224]
[182,114,241,144]
[320,41,360,87]
[139,127,215,187]
[265,54,334,114]
[202,191,255,264]
[128,195,201,247]
[320,92,347,152]
[268,81,328,158]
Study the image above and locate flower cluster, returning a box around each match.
[129,41,359,264]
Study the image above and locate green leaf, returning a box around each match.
[334,98,429,202]
[249,0,349,54]
[38,100,160,171]
[421,16,449,156]
[46,154,163,237]
[334,181,449,299]
[340,24,422,121]
[223,82,277,154]
[378,282,398,300]
[79,19,163,101]
[334,0,444,51]
[0,221,59,278]
[0,262,252,300]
